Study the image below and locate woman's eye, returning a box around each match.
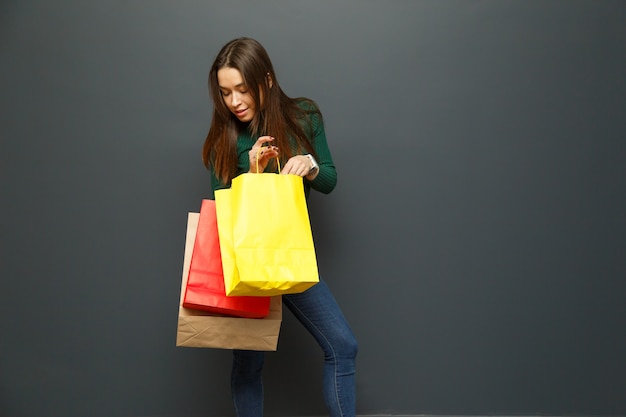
[221,91,230,97]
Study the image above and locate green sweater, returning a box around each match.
[208,102,337,199]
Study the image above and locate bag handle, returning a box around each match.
[256,147,281,173]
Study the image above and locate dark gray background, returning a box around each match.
[1,1,625,417]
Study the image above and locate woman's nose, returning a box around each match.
[230,92,241,107]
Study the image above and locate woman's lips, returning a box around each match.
[234,109,247,117]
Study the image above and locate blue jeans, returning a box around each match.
[231,279,358,417]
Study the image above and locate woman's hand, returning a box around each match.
[248,136,279,173]
[282,155,318,180]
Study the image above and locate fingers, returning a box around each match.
[251,146,279,161]
[248,140,310,176]
[281,155,310,177]
[249,136,279,173]
[254,136,275,147]
[250,136,278,160]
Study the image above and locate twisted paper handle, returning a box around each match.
[256,147,281,173]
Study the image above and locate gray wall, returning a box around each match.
[1,1,625,416]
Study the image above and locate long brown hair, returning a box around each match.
[202,37,318,185]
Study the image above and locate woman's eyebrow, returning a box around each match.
[219,83,247,90]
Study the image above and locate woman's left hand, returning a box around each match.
[282,155,312,177]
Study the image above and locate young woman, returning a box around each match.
[202,37,358,417]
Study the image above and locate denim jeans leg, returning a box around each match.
[230,279,357,417]
[284,279,358,417]
[231,349,265,417]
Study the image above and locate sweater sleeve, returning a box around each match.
[306,109,337,195]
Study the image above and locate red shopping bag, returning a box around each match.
[183,199,271,318]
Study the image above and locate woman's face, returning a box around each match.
[217,67,256,122]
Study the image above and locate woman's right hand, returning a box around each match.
[248,136,279,173]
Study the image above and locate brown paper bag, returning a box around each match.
[176,212,282,350]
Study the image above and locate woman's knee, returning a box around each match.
[343,334,358,359]
[330,331,358,360]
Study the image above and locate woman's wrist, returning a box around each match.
[304,154,319,180]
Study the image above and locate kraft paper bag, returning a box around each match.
[176,212,282,350]
[215,173,319,297]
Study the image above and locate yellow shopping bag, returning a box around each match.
[215,172,319,296]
